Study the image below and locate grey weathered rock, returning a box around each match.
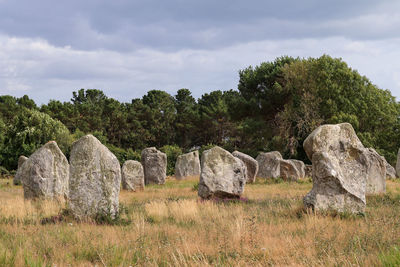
[385,162,397,179]
[303,123,367,213]
[13,155,28,185]
[365,148,386,194]
[175,151,200,180]
[304,151,367,213]
[122,160,144,191]
[19,141,69,200]
[256,151,282,178]
[279,159,302,181]
[141,147,167,185]
[289,159,306,179]
[305,164,312,178]
[69,135,121,220]
[198,146,247,199]
[232,151,258,183]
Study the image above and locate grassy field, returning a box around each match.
[1,177,400,266]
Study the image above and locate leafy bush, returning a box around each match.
[1,108,73,170]
[160,145,182,176]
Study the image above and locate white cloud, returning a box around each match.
[0,34,399,104]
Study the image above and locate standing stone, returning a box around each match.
[19,141,69,200]
[303,123,367,213]
[13,155,28,185]
[69,135,121,220]
[141,147,167,185]
[279,159,302,181]
[175,151,201,180]
[232,151,258,183]
[364,148,386,194]
[385,162,397,179]
[198,146,247,199]
[256,151,282,178]
[122,160,144,191]
[305,164,312,178]
[289,159,306,178]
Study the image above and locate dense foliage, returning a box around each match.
[1,55,399,171]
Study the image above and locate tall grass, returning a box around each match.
[0,177,399,266]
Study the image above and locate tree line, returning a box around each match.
[1,55,399,174]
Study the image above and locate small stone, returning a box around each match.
[256,151,282,178]
[13,155,28,185]
[232,151,258,183]
[122,160,145,191]
[175,151,200,180]
[141,147,167,185]
[198,146,247,199]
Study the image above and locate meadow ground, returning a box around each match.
[1,177,400,267]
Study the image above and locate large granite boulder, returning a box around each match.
[256,151,282,178]
[232,151,258,183]
[13,155,28,185]
[279,159,302,181]
[122,160,144,191]
[198,146,247,199]
[364,148,386,194]
[141,147,167,185]
[175,151,200,180]
[19,141,69,200]
[303,123,368,213]
[69,135,121,220]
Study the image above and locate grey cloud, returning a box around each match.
[0,0,398,52]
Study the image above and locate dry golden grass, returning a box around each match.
[1,177,400,266]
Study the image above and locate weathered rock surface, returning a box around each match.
[19,142,69,200]
[256,151,282,178]
[175,151,200,179]
[141,147,167,185]
[385,162,397,179]
[279,159,302,181]
[303,123,367,213]
[232,151,258,183]
[198,146,247,199]
[13,155,28,185]
[364,148,386,194]
[289,159,306,179]
[305,164,312,178]
[122,160,144,191]
[69,135,121,220]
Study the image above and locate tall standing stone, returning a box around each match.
[198,146,247,199]
[232,151,258,183]
[141,147,167,185]
[122,160,144,191]
[19,141,69,200]
[364,148,386,194]
[303,123,368,213]
[69,135,121,220]
[13,155,28,185]
[175,151,201,180]
[256,151,282,178]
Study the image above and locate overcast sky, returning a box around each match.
[0,0,399,104]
